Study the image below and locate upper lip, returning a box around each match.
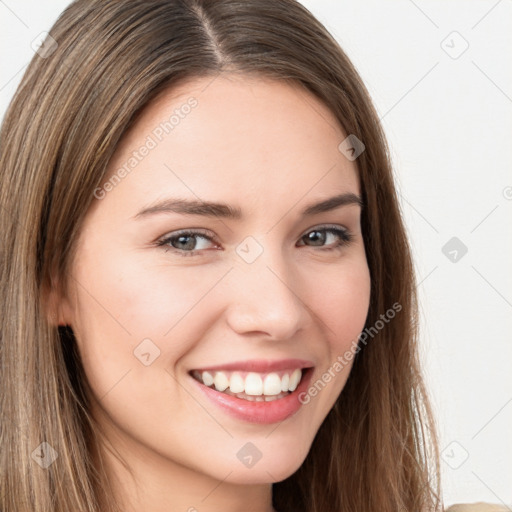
[191,358,314,373]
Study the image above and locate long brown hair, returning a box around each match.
[0,0,442,510]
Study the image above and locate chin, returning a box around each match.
[213,445,310,485]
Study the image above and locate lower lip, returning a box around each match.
[190,368,314,424]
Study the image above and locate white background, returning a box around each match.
[1,0,511,508]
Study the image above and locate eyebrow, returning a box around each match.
[133,192,363,221]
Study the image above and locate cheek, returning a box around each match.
[74,241,227,339]
[69,249,231,395]
[309,255,371,348]
[302,255,371,402]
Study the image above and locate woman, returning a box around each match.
[0,0,492,511]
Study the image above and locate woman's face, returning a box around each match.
[58,74,371,486]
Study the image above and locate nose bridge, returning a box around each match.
[225,238,307,338]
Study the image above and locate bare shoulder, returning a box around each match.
[445,503,511,512]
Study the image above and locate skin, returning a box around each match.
[51,74,371,512]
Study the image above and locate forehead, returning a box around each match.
[97,74,360,217]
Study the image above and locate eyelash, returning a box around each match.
[156,225,354,258]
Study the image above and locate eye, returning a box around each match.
[156,225,353,258]
[156,229,218,257]
[297,225,353,251]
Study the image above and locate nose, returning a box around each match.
[224,246,309,341]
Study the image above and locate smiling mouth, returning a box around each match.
[189,368,307,402]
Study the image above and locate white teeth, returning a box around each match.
[229,372,245,393]
[288,369,302,392]
[195,368,305,397]
[281,373,289,392]
[245,372,263,395]
[202,371,214,387]
[263,373,282,395]
[213,372,229,392]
